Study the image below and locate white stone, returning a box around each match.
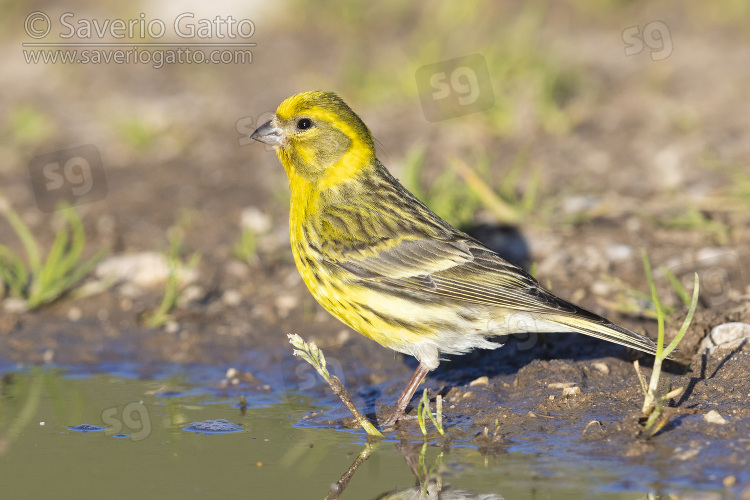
[96,252,198,289]
[605,244,633,262]
[68,307,82,321]
[699,323,750,353]
[704,410,728,425]
[3,298,28,314]
[240,206,272,234]
[222,289,243,306]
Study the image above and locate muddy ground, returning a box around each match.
[1,1,750,495]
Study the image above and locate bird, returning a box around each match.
[250,90,662,427]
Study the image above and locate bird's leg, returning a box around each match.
[382,364,430,427]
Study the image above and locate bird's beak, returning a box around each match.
[250,119,284,147]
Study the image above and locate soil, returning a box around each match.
[1,1,750,495]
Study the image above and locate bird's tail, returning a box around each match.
[549,314,673,359]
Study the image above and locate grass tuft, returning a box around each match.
[634,250,699,437]
[144,234,200,328]
[416,389,445,436]
[0,198,105,310]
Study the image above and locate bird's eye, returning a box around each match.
[296,118,313,130]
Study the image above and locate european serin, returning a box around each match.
[251,91,661,426]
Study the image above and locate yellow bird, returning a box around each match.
[251,91,661,426]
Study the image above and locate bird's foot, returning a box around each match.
[381,409,419,428]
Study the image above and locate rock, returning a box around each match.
[674,447,700,461]
[704,410,728,425]
[592,362,610,374]
[96,252,198,289]
[222,289,243,306]
[699,323,750,353]
[3,298,28,314]
[68,307,82,321]
[561,194,599,215]
[96,252,169,288]
[562,386,581,397]
[548,382,577,389]
[469,376,489,386]
[653,146,683,189]
[178,285,204,305]
[591,280,614,296]
[274,294,298,318]
[605,244,633,262]
[240,206,272,234]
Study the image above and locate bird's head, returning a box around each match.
[251,91,376,185]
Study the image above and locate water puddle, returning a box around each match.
[0,361,738,499]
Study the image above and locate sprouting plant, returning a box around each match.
[400,145,484,228]
[400,146,541,228]
[450,158,521,225]
[599,263,695,323]
[143,233,200,328]
[0,198,106,310]
[633,251,699,438]
[288,333,383,437]
[416,389,445,436]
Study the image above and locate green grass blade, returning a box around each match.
[416,394,428,436]
[660,266,691,307]
[642,251,664,358]
[32,221,69,299]
[57,208,86,274]
[0,202,41,272]
[0,246,29,297]
[660,273,700,361]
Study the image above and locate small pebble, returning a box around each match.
[674,447,700,461]
[3,298,28,314]
[699,323,750,353]
[469,376,489,387]
[221,289,242,306]
[68,307,82,321]
[562,386,581,397]
[275,294,299,318]
[605,244,633,262]
[592,362,610,374]
[43,349,54,364]
[548,382,577,389]
[179,285,204,305]
[704,410,728,425]
[240,206,272,234]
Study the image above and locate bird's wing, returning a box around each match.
[310,163,661,355]
[330,235,572,314]
[329,235,662,355]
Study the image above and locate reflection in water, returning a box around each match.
[326,440,503,500]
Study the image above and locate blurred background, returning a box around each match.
[1,0,747,363]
